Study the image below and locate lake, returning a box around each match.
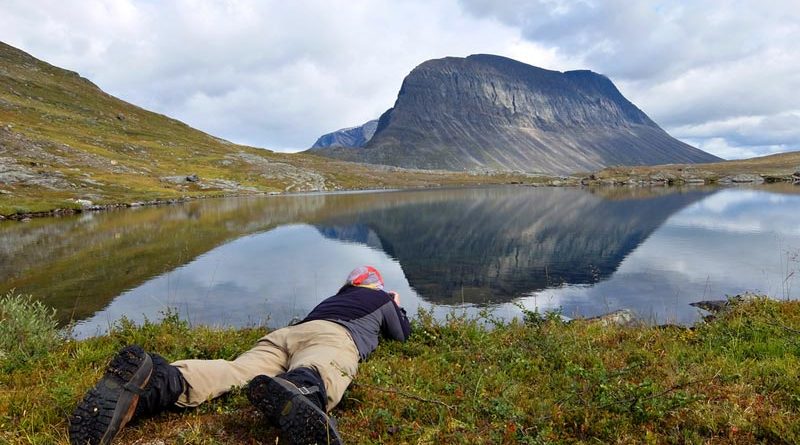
[2,185,798,337]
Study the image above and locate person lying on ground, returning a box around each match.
[68,265,411,445]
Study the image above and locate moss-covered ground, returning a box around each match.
[2,294,799,444]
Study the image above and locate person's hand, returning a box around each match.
[388,291,401,306]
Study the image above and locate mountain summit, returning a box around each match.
[310,119,378,149]
[312,54,721,174]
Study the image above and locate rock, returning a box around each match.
[160,175,188,184]
[0,156,72,189]
[689,300,730,314]
[648,174,666,183]
[162,174,201,184]
[720,174,764,184]
[690,293,759,314]
[734,174,764,183]
[0,215,5,220]
[197,178,259,192]
[21,217,32,223]
[580,309,636,327]
[73,199,93,208]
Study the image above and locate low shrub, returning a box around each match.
[0,291,62,371]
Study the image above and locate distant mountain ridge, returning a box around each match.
[310,119,378,149]
[311,54,721,174]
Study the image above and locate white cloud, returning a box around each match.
[459,0,800,158]
[0,0,798,157]
[682,137,793,160]
[3,0,554,150]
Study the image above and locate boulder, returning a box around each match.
[690,293,760,314]
[689,300,730,314]
[579,309,636,327]
[161,175,196,184]
[684,178,706,184]
[720,174,765,184]
[73,199,94,208]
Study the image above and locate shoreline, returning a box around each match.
[0,180,554,221]
[3,170,798,222]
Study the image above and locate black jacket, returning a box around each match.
[301,285,411,359]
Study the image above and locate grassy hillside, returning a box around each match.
[0,42,539,217]
[589,151,800,186]
[2,294,799,444]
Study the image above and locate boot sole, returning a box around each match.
[69,345,153,445]
[248,375,343,445]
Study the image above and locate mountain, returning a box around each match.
[311,54,721,174]
[310,119,378,149]
[0,43,526,217]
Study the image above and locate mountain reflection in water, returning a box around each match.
[2,186,797,336]
[315,187,710,304]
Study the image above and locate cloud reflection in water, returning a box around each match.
[67,187,800,336]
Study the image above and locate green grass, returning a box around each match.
[2,295,799,444]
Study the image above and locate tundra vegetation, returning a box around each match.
[1,292,799,444]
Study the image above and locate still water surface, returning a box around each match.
[1,186,798,337]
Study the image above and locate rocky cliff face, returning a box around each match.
[314,54,721,174]
[310,119,378,149]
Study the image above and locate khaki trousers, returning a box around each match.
[171,320,359,411]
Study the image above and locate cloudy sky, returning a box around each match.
[1,0,798,159]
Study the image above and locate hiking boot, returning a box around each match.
[133,352,186,418]
[248,374,343,445]
[68,345,153,445]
